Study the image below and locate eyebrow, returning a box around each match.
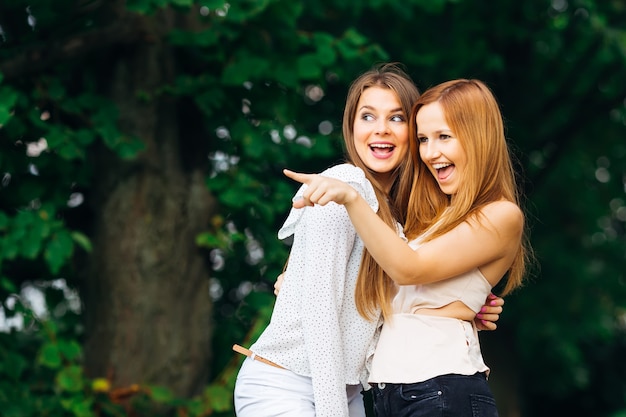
[417,129,453,135]
[358,105,404,113]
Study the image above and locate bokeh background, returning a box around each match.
[0,1,624,416]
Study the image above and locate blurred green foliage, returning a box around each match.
[0,0,625,415]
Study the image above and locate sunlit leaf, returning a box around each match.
[56,365,84,393]
[71,231,92,253]
[60,397,94,417]
[59,339,82,362]
[195,231,225,249]
[38,342,62,369]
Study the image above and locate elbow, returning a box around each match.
[389,270,420,286]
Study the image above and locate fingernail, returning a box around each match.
[480,306,486,312]
[476,313,483,318]
[490,301,497,306]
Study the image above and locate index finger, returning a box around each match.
[283,169,316,185]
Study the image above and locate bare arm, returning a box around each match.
[285,169,523,287]
[275,270,504,330]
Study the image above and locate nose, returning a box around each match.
[375,119,390,135]
[420,140,440,161]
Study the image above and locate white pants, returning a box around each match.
[234,357,366,417]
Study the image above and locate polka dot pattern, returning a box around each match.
[249,164,382,417]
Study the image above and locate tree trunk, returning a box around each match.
[82,9,216,399]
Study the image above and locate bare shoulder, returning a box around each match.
[479,200,524,235]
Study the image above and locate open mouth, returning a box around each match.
[370,143,395,155]
[433,162,454,180]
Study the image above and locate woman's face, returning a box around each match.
[416,102,467,195]
[353,87,409,188]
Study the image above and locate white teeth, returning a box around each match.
[432,163,452,170]
[370,144,394,149]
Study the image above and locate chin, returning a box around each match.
[437,184,454,195]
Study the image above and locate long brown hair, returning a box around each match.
[404,79,529,295]
[342,63,420,320]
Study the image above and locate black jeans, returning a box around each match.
[371,373,498,417]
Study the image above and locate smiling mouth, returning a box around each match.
[370,144,395,155]
[433,163,454,180]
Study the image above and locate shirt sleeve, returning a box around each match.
[281,164,378,417]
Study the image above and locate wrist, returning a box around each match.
[344,188,360,206]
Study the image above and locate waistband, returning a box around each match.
[233,344,285,369]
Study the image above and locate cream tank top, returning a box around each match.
[368,236,492,384]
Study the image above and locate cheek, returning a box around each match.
[352,125,368,145]
[395,126,410,144]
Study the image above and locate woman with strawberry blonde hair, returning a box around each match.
[285,78,530,416]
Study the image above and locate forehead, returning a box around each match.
[415,102,449,130]
[357,87,401,109]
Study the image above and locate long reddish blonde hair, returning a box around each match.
[404,79,529,295]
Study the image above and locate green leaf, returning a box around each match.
[114,136,145,159]
[126,0,156,14]
[343,27,368,47]
[312,33,337,66]
[60,397,95,417]
[147,385,174,403]
[170,0,194,7]
[59,339,83,362]
[270,64,299,89]
[20,212,51,259]
[44,230,74,274]
[44,125,69,149]
[168,29,219,47]
[201,0,228,8]
[75,129,97,146]
[203,384,233,411]
[71,231,92,253]
[38,342,62,369]
[221,55,271,85]
[0,351,27,380]
[56,365,85,393]
[0,276,17,292]
[195,232,225,249]
[95,123,122,150]
[296,54,322,79]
